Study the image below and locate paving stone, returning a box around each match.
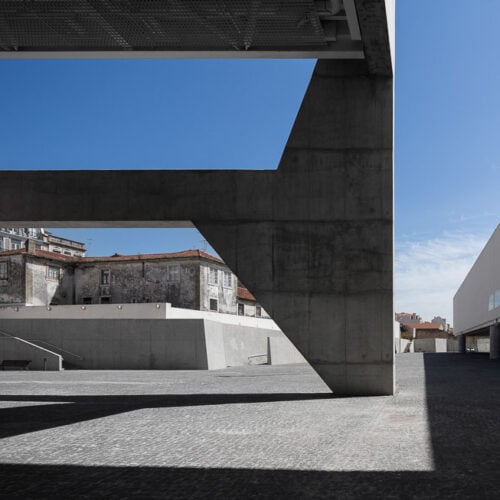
[0,354,499,498]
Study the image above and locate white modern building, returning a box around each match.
[453,224,500,359]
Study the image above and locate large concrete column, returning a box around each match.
[197,58,394,395]
[490,324,500,360]
[458,335,466,354]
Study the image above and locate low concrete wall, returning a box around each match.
[0,316,303,370]
[414,338,447,353]
[397,338,414,353]
[0,318,209,370]
[0,337,62,370]
[0,303,170,319]
[477,337,490,353]
[220,323,276,367]
[268,337,307,365]
[447,337,459,352]
[0,304,281,330]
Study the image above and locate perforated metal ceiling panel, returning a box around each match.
[0,0,363,58]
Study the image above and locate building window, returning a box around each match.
[63,250,72,256]
[210,299,218,311]
[100,297,111,304]
[28,228,38,238]
[238,303,245,316]
[0,239,3,251]
[11,240,21,250]
[489,290,500,311]
[52,247,61,253]
[168,265,180,282]
[223,271,232,288]
[0,262,7,280]
[82,297,92,304]
[209,267,218,285]
[256,306,262,318]
[47,265,60,281]
[101,270,110,285]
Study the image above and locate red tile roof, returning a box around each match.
[237,287,256,302]
[79,249,222,263]
[405,322,443,330]
[0,249,24,257]
[0,248,222,264]
[0,248,75,262]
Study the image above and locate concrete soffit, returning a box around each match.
[0,0,390,67]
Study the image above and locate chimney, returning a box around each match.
[25,238,37,254]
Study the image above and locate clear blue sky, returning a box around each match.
[0,1,499,322]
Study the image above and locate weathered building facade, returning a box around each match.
[0,245,268,317]
[0,227,85,256]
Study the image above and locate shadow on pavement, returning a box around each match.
[0,393,334,439]
[0,463,495,499]
[422,353,500,480]
[0,354,498,498]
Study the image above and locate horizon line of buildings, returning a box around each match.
[395,311,452,339]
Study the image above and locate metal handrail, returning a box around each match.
[0,327,83,360]
[26,339,83,360]
[0,327,19,339]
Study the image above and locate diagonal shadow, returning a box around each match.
[0,393,333,440]
[0,355,499,498]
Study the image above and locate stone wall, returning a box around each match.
[25,255,74,306]
[199,262,237,314]
[0,254,25,305]
[74,258,201,308]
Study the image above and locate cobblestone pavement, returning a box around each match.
[0,354,499,499]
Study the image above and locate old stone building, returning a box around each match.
[0,243,268,317]
[0,227,85,257]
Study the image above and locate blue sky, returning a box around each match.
[1,1,499,323]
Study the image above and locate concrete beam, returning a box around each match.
[0,58,393,396]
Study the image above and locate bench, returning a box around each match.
[0,360,32,370]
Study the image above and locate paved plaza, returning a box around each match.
[0,353,499,499]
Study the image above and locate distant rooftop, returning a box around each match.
[0,247,222,264]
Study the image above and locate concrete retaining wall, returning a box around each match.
[414,338,447,353]
[268,337,307,365]
[0,336,62,370]
[0,316,300,370]
[447,337,459,352]
[0,303,280,329]
[477,337,490,353]
[0,318,209,369]
[398,339,414,353]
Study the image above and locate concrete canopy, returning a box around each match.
[0,0,394,395]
